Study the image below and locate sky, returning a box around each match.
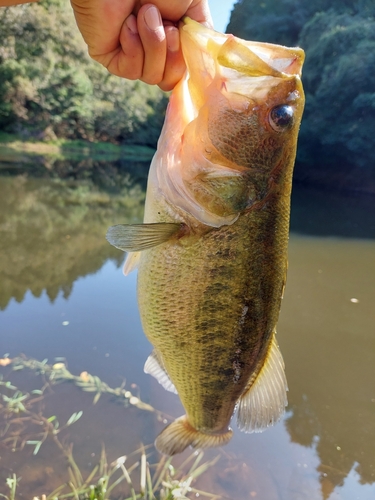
[208,0,237,33]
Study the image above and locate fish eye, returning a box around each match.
[269,105,294,132]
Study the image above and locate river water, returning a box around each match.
[0,156,374,499]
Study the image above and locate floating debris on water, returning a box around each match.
[0,355,155,413]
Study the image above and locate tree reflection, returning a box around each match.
[0,170,146,309]
[281,236,375,496]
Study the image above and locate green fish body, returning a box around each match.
[107,18,305,455]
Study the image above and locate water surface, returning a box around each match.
[0,161,374,499]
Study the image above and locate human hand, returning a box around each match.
[70,1,213,91]
[0,0,37,5]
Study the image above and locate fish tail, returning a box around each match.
[155,415,233,455]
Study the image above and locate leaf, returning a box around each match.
[26,439,43,454]
[19,403,26,412]
[12,365,24,371]
[66,410,83,426]
[79,384,97,392]
[93,392,101,405]
[33,441,43,455]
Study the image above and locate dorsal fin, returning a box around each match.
[106,223,182,252]
[144,350,177,394]
[237,334,288,433]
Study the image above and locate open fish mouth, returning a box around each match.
[179,18,304,116]
[180,17,304,77]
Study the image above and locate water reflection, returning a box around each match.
[0,170,145,310]
[1,158,375,499]
[290,184,375,239]
[281,236,375,494]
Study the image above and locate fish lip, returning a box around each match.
[179,17,304,78]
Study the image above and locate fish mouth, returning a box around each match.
[180,17,304,77]
[179,18,304,112]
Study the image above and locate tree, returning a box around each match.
[298,12,375,180]
[0,0,167,145]
[227,1,375,192]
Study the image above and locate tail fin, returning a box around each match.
[155,415,233,455]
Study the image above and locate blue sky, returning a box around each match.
[208,0,237,32]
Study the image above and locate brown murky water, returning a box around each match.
[0,164,374,499]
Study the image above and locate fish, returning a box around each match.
[107,18,305,455]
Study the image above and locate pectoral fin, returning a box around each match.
[144,350,177,394]
[237,334,288,433]
[106,223,182,252]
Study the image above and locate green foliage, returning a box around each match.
[0,0,167,145]
[227,0,375,46]
[87,67,167,145]
[299,11,375,170]
[228,0,303,46]
[228,0,375,191]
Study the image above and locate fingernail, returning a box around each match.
[125,14,138,34]
[144,6,162,32]
[166,27,180,52]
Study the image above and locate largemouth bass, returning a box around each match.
[107,18,305,455]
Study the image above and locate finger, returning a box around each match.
[137,4,167,85]
[158,26,186,91]
[186,0,214,28]
[114,14,144,79]
[72,0,134,64]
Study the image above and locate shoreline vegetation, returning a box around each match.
[0,133,156,163]
[0,356,220,499]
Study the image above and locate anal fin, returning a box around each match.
[144,350,177,394]
[237,334,288,433]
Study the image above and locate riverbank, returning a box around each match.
[0,133,155,163]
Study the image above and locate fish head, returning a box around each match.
[153,19,305,227]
